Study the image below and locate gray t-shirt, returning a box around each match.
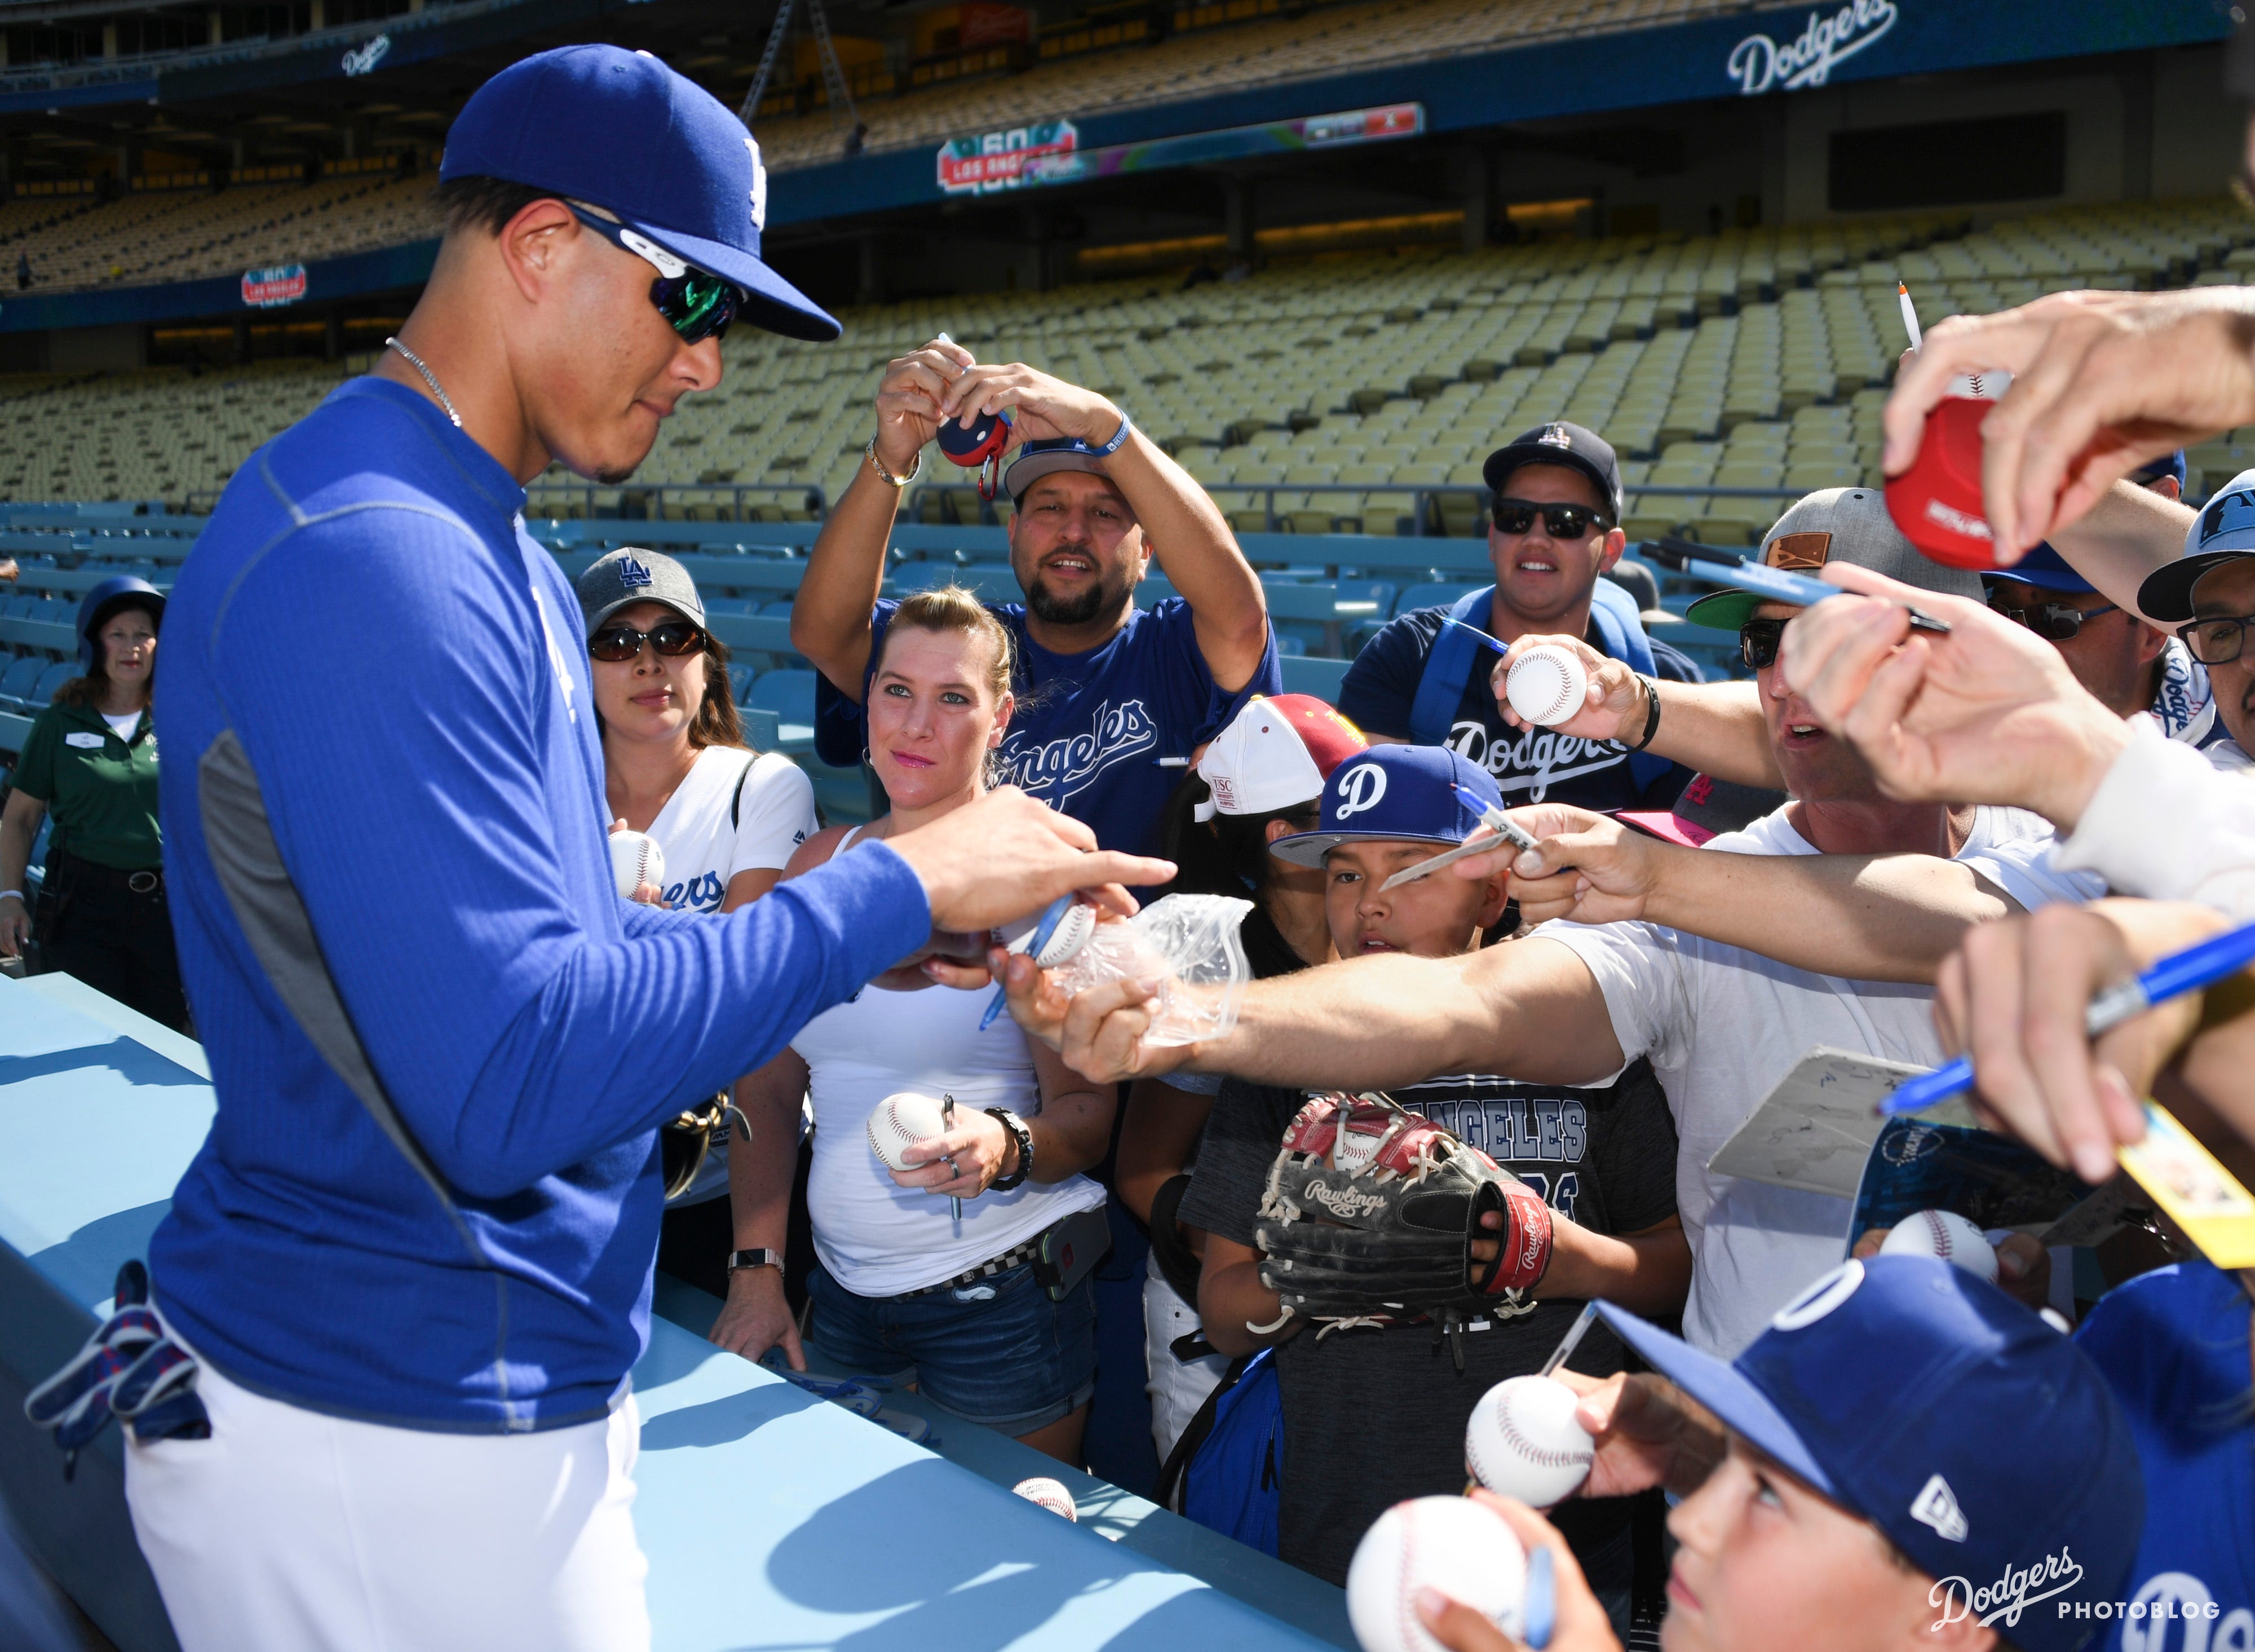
[1179,1058,1680,1585]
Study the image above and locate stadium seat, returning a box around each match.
[1392,581,1487,617]
[26,662,76,708]
[745,669,820,744]
[0,657,43,711]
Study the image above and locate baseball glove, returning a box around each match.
[1252,1093,1553,1360]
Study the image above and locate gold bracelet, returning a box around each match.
[865,438,922,489]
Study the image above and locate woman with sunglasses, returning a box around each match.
[574,547,818,1296]
[708,586,1115,1466]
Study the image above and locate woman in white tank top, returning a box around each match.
[710,588,1114,1463]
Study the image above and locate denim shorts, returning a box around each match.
[803,1256,1098,1435]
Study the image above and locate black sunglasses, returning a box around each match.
[1739,617,1788,670]
[2178,613,2255,667]
[568,204,740,345]
[1987,595,2119,642]
[590,621,706,663]
[1492,497,1611,541]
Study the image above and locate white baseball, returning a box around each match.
[868,1091,950,1172]
[1006,900,1096,968]
[1012,1476,1079,1521]
[1346,1495,1526,1652]
[1505,646,1589,728]
[1880,1209,1999,1284]
[609,829,665,898]
[1464,1376,1595,1507]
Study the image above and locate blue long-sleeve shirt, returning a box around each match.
[152,377,930,1432]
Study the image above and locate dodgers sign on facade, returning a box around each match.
[341,32,391,77]
[937,119,1078,195]
[240,264,307,308]
[1726,0,1898,94]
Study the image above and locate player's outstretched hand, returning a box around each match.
[1414,1492,1622,1652]
[886,786,1171,935]
[1779,563,2130,828]
[708,1264,806,1372]
[1552,1370,1726,1502]
[1932,896,2232,1184]
[1489,635,1625,738]
[1885,288,2255,557]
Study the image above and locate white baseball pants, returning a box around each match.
[124,1359,649,1652]
[1144,1252,1230,1463]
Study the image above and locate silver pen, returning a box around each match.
[1378,789,1542,892]
[940,1093,962,1221]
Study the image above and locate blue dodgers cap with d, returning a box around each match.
[1595,1257,2142,1652]
[440,45,838,342]
[1270,745,1502,867]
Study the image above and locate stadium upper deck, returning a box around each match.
[5,196,2247,527]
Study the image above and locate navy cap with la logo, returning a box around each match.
[1482,419,1624,523]
[440,45,838,342]
[1593,1258,2143,1652]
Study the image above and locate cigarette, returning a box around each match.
[1897,283,1922,352]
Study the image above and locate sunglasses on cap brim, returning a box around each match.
[568,203,740,346]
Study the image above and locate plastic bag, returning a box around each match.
[1042,894,1254,1047]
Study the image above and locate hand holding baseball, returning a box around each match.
[890,1110,1018,1199]
[1408,1493,1622,1652]
[1490,636,1625,738]
[1550,1369,1727,1501]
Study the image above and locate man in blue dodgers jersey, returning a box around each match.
[795,343,1279,858]
[1339,421,1709,810]
[129,47,1167,1652]
[1178,743,1685,1614]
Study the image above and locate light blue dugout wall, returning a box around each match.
[0,971,1350,1652]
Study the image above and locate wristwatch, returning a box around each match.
[984,1108,1034,1192]
[726,1248,784,1277]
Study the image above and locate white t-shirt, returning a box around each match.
[644,745,818,1204]
[1538,803,2095,1357]
[101,710,140,740]
[645,746,817,916]
[791,868,1106,1295]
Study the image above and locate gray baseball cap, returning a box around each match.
[1687,486,1984,630]
[574,547,706,635]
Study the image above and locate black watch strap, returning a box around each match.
[727,1248,784,1275]
[1626,672,1664,753]
[984,1107,1034,1191]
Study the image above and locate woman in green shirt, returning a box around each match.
[0,576,185,1031]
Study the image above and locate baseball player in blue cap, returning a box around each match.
[1417,1255,2145,1652]
[120,45,1168,1652]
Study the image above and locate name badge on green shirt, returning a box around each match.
[64,732,104,749]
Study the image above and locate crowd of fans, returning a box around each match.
[16,38,2255,1652]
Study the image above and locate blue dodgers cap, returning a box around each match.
[440,45,838,342]
[1596,1258,2142,1652]
[1270,744,1502,867]
[1983,543,2096,596]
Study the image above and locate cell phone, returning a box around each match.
[1032,1207,1114,1301]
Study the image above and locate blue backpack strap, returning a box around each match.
[1586,578,1670,793]
[1407,586,1496,747]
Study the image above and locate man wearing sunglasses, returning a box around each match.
[129,46,1171,1652]
[1339,421,1707,814]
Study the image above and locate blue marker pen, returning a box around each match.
[1880,918,2255,1116]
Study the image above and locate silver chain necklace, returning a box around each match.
[383,335,462,429]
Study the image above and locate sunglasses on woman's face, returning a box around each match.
[1491,498,1610,541]
[589,621,705,663]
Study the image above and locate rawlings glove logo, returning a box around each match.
[1306,1180,1389,1220]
